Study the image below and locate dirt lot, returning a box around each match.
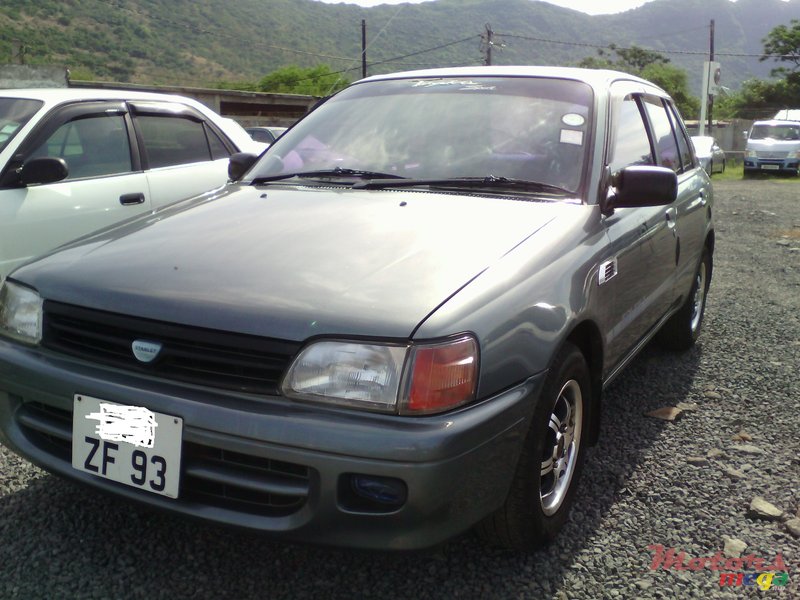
[1,178,798,599]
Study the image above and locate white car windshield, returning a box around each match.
[750,124,800,141]
[249,76,594,194]
[0,98,43,154]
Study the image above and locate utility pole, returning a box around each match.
[361,20,367,79]
[708,19,715,135]
[485,24,493,66]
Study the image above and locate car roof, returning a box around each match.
[0,87,209,110]
[0,88,266,154]
[752,119,800,126]
[358,66,663,93]
[773,109,800,121]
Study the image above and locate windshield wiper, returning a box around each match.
[250,167,407,185]
[352,175,573,195]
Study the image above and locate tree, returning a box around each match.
[256,65,350,97]
[578,45,698,118]
[640,63,699,118]
[760,18,800,83]
[714,78,799,120]
[716,20,800,119]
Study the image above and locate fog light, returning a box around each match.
[351,474,407,506]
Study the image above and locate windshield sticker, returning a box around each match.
[560,129,584,146]
[562,113,585,127]
[411,79,496,91]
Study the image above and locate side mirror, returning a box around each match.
[228,152,259,182]
[606,166,677,212]
[19,157,68,186]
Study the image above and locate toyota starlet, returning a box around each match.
[0,67,713,550]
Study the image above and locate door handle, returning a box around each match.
[120,193,145,206]
[665,207,677,235]
[699,191,707,206]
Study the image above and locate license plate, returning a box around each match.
[761,164,780,170]
[72,395,182,498]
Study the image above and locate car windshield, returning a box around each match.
[0,98,43,154]
[750,124,800,141]
[247,76,593,194]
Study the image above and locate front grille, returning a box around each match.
[16,401,311,517]
[42,301,302,395]
[757,151,789,159]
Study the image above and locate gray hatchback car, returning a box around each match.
[0,67,713,550]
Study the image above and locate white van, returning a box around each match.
[743,119,800,176]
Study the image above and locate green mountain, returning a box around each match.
[1,0,798,92]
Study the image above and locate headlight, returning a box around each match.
[281,335,478,415]
[745,150,756,159]
[0,280,43,344]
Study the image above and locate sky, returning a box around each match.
[315,0,654,16]
[316,0,791,15]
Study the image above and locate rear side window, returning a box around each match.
[136,116,228,168]
[642,97,680,173]
[609,96,653,173]
[30,113,132,180]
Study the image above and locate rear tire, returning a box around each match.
[476,342,590,550]
[657,248,711,351]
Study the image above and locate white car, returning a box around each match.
[0,89,264,280]
[690,135,726,175]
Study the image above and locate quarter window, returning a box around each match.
[609,96,653,173]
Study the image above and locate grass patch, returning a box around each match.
[712,161,800,183]
[711,162,744,181]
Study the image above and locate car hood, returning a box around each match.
[747,139,800,151]
[16,185,571,341]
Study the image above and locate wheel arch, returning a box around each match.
[563,319,603,446]
[705,230,715,280]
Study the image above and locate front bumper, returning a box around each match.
[743,157,799,174]
[0,339,543,550]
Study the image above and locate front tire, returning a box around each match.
[657,248,711,350]
[476,342,590,550]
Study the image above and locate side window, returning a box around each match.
[136,115,213,169]
[667,103,694,172]
[642,97,680,173]
[30,114,132,180]
[609,96,653,173]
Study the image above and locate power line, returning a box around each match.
[367,34,481,66]
[277,35,482,87]
[495,32,799,60]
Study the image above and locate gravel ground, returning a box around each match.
[1,178,798,599]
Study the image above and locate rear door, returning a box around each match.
[663,101,712,302]
[0,101,150,278]
[128,102,235,209]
